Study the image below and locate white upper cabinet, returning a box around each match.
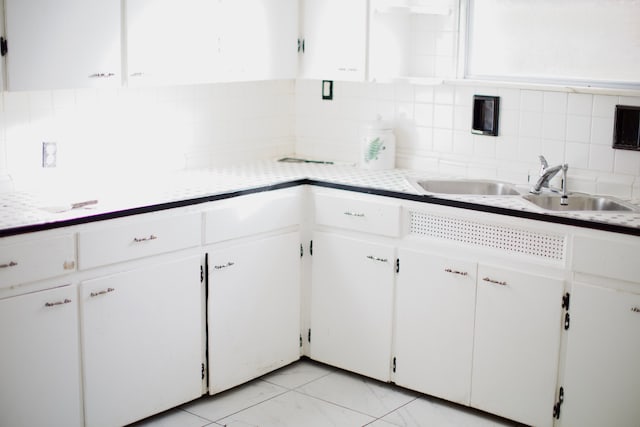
[299,0,367,81]
[126,0,222,86]
[4,0,121,91]
[126,0,298,86]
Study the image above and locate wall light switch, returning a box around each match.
[42,142,57,168]
[322,80,333,100]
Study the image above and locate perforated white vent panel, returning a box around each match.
[409,211,565,261]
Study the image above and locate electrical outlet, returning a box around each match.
[42,142,57,168]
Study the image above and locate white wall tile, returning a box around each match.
[542,113,566,140]
[433,105,453,128]
[519,111,543,138]
[566,115,591,143]
[592,95,618,118]
[590,117,614,146]
[497,88,521,110]
[414,104,434,127]
[567,93,593,115]
[543,91,567,114]
[614,150,640,175]
[588,144,615,172]
[565,142,590,169]
[520,90,544,112]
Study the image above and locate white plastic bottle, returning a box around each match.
[360,117,396,170]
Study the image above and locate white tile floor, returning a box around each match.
[129,359,520,427]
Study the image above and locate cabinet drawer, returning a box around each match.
[204,191,300,244]
[78,213,201,269]
[314,193,401,237]
[0,234,75,289]
[573,236,640,284]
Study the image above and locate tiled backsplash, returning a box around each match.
[0,80,295,192]
[1,78,639,201]
[295,80,640,200]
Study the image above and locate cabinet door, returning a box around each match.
[208,232,301,394]
[560,282,640,427]
[126,0,222,86]
[0,285,82,427]
[310,232,395,382]
[5,0,121,90]
[471,265,564,427]
[218,0,298,81]
[300,0,367,81]
[81,256,203,427]
[395,248,477,405]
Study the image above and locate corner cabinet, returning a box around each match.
[204,188,303,394]
[4,0,121,91]
[299,0,367,81]
[309,231,396,382]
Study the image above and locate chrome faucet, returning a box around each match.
[530,155,569,200]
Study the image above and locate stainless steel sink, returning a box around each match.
[409,179,521,196]
[522,194,638,212]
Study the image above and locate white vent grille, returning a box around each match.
[409,211,565,261]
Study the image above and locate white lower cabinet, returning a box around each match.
[80,256,203,427]
[309,231,395,382]
[560,282,640,427]
[207,232,301,394]
[394,248,477,405]
[0,285,82,427]
[471,265,564,427]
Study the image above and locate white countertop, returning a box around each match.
[2,160,640,233]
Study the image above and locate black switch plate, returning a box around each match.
[613,105,640,151]
[472,95,500,136]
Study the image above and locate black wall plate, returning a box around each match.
[472,95,500,136]
[613,105,640,151]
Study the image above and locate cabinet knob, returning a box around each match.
[133,235,158,243]
[366,255,388,263]
[214,262,235,270]
[344,211,365,218]
[90,287,115,298]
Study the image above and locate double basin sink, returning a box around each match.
[409,178,638,212]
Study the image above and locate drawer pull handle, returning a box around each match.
[445,268,468,276]
[0,261,18,269]
[483,277,507,286]
[367,255,388,263]
[344,211,365,218]
[45,298,72,307]
[90,287,115,298]
[88,72,115,78]
[133,235,158,243]
[214,262,235,270]
[631,307,640,313]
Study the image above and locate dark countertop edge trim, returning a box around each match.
[2,178,640,238]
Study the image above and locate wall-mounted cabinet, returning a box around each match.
[126,0,297,87]
[4,0,121,91]
[299,0,367,81]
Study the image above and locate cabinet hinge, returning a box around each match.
[396,258,400,274]
[562,292,570,310]
[307,328,311,343]
[392,356,397,373]
[200,265,204,283]
[297,38,305,53]
[0,37,7,57]
[299,334,303,348]
[201,363,205,380]
[300,243,304,258]
[553,386,564,419]
[309,240,313,256]
[562,292,570,330]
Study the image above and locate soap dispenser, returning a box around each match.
[360,116,396,170]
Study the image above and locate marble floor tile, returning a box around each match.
[181,380,287,422]
[261,358,335,389]
[296,370,418,418]
[127,407,213,427]
[218,390,375,427]
[379,396,518,427]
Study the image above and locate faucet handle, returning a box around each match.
[538,155,549,169]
